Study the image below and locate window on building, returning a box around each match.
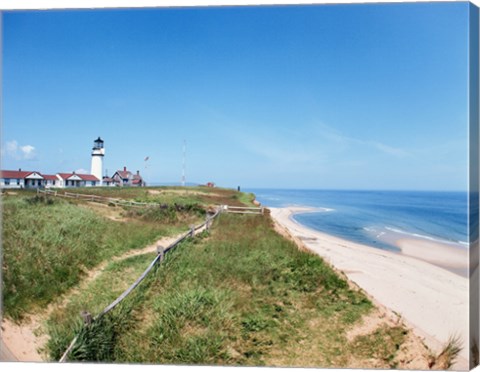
[5,179,10,185]
[17,179,21,185]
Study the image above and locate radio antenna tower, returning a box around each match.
[181,140,186,187]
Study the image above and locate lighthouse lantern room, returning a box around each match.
[91,137,105,185]
[93,137,104,150]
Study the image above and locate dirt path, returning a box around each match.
[0,231,188,362]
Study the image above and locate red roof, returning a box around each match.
[79,174,99,181]
[115,170,132,179]
[57,173,99,182]
[43,174,58,181]
[1,170,98,182]
[57,173,74,180]
[132,179,142,185]
[0,170,33,179]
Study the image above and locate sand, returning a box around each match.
[269,206,469,369]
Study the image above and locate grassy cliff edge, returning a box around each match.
[1,187,439,368]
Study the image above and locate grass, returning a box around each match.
[45,213,411,368]
[229,191,257,207]
[66,185,251,207]
[429,334,463,370]
[349,325,408,367]
[45,253,157,360]
[1,192,204,320]
[124,203,205,224]
[3,187,420,367]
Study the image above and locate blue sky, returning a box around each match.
[1,2,471,190]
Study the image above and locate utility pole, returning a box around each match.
[181,140,186,187]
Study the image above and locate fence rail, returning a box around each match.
[38,189,264,214]
[38,189,162,208]
[223,205,264,215]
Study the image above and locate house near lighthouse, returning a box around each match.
[112,167,145,187]
[0,170,100,189]
[0,136,144,189]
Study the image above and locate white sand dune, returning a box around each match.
[269,206,469,370]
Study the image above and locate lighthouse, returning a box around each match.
[91,137,104,186]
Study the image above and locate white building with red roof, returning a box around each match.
[56,172,100,188]
[0,169,45,189]
[42,174,60,188]
[0,170,100,189]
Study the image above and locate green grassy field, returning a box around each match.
[1,191,207,320]
[1,187,434,368]
[66,185,257,207]
[45,211,416,368]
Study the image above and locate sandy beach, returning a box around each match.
[269,206,469,369]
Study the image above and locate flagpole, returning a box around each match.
[144,156,149,187]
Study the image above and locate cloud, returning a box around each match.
[75,168,89,174]
[20,145,36,159]
[313,123,410,158]
[3,140,38,160]
[370,141,410,158]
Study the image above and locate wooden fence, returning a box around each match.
[37,188,263,361]
[58,207,221,362]
[37,188,162,208]
[223,205,264,215]
[38,189,264,214]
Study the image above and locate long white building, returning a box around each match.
[0,170,100,189]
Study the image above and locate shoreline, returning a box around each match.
[269,205,469,369]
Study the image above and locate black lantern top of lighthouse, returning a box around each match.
[93,137,104,150]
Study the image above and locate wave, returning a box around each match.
[320,207,335,212]
[362,227,386,239]
[285,204,335,213]
[384,226,468,246]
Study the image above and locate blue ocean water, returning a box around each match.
[248,189,468,252]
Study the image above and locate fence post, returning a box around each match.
[190,225,195,237]
[205,217,210,231]
[81,311,93,326]
[157,245,165,263]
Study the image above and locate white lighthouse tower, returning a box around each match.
[91,137,105,186]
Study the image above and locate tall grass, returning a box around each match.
[6,189,415,367]
[50,213,383,367]
[124,203,205,224]
[429,334,463,370]
[1,194,193,320]
[67,185,251,207]
[46,253,157,361]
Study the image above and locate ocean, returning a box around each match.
[247,189,469,252]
